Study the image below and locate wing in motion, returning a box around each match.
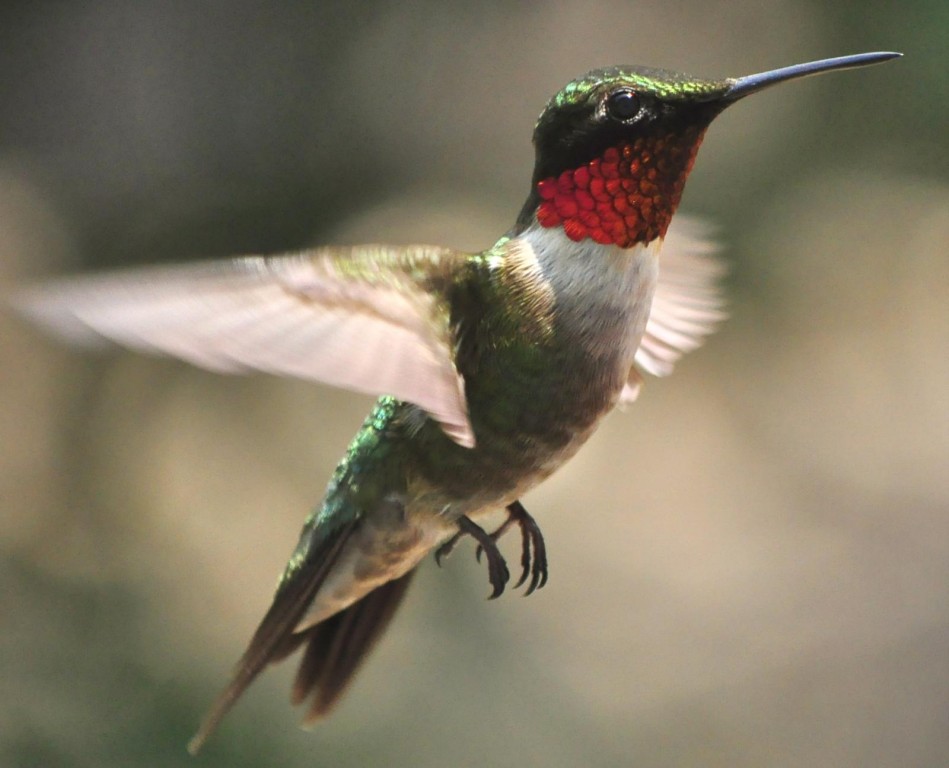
[621,219,727,403]
[16,245,476,447]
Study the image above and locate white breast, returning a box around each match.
[511,222,660,370]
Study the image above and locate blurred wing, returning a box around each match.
[17,245,475,447]
[622,219,727,403]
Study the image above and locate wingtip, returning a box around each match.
[186,697,230,756]
[440,419,477,449]
[7,283,107,346]
[186,734,204,757]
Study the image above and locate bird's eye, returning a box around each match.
[606,89,640,121]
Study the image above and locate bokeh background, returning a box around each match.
[1,3,946,767]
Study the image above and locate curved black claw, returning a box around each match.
[436,515,510,598]
[434,530,463,567]
[476,500,548,595]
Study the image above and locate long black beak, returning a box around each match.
[724,52,902,101]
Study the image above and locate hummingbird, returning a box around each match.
[16,51,899,752]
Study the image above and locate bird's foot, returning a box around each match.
[434,515,510,598]
[433,530,463,567]
[434,501,548,598]
[476,500,548,595]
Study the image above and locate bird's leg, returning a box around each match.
[434,515,510,599]
[476,501,548,595]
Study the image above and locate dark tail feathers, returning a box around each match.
[290,568,416,724]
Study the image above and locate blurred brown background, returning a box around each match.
[1,2,946,767]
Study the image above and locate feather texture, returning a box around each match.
[16,245,475,447]
[291,569,416,723]
[622,219,726,402]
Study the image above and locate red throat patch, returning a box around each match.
[535,126,706,248]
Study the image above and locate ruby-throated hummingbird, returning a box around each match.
[17,51,900,752]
